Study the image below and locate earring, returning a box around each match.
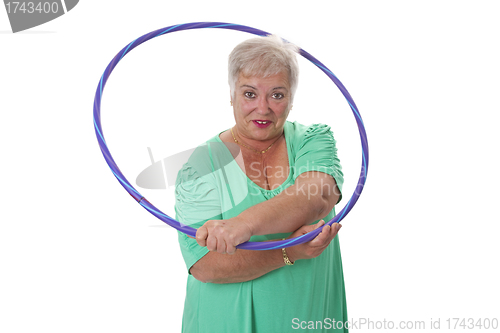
[230,101,233,106]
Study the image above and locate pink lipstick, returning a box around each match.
[253,120,272,128]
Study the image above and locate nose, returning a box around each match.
[256,96,270,114]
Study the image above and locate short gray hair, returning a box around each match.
[228,34,299,102]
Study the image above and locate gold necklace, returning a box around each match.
[231,127,282,154]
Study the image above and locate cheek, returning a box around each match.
[238,100,255,114]
[274,102,290,117]
[234,104,251,119]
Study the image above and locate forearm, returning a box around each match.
[241,172,340,236]
[190,248,285,283]
[194,172,340,255]
[239,188,320,235]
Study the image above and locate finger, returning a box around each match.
[207,235,217,252]
[303,219,325,235]
[322,223,341,245]
[315,219,325,229]
[217,238,227,254]
[307,222,327,246]
[310,224,331,246]
[316,223,342,246]
[331,223,342,237]
[226,243,236,255]
[196,226,208,247]
[292,223,315,238]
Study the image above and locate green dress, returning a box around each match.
[175,121,347,333]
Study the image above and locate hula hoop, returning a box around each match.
[93,22,369,251]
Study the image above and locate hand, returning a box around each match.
[196,217,253,255]
[286,220,342,262]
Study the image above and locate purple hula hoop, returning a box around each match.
[93,22,369,250]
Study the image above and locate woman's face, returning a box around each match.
[232,71,292,143]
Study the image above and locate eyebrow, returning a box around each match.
[240,84,257,90]
[240,84,289,91]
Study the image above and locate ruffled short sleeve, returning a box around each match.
[293,123,344,202]
[175,162,222,273]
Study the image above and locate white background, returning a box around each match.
[1,1,499,332]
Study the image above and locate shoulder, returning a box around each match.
[175,131,232,185]
[285,121,334,149]
[286,120,332,136]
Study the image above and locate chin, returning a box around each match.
[256,130,278,140]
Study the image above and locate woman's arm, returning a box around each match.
[191,220,341,283]
[241,171,340,234]
[196,171,341,254]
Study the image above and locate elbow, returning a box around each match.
[296,172,340,219]
[318,195,338,218]
[189,254,232,284]
[191,272,208,284]
[315,195,332,219]
[316,180,341,219]
[191,267,228,284]
[190,264,212,283]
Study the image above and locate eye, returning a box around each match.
[244,91,256,99]
[272,92,284,99]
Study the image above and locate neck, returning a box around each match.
[232,127,283,154]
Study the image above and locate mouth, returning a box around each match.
[252,120,272,128]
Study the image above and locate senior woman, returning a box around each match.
[175,35,347,333]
